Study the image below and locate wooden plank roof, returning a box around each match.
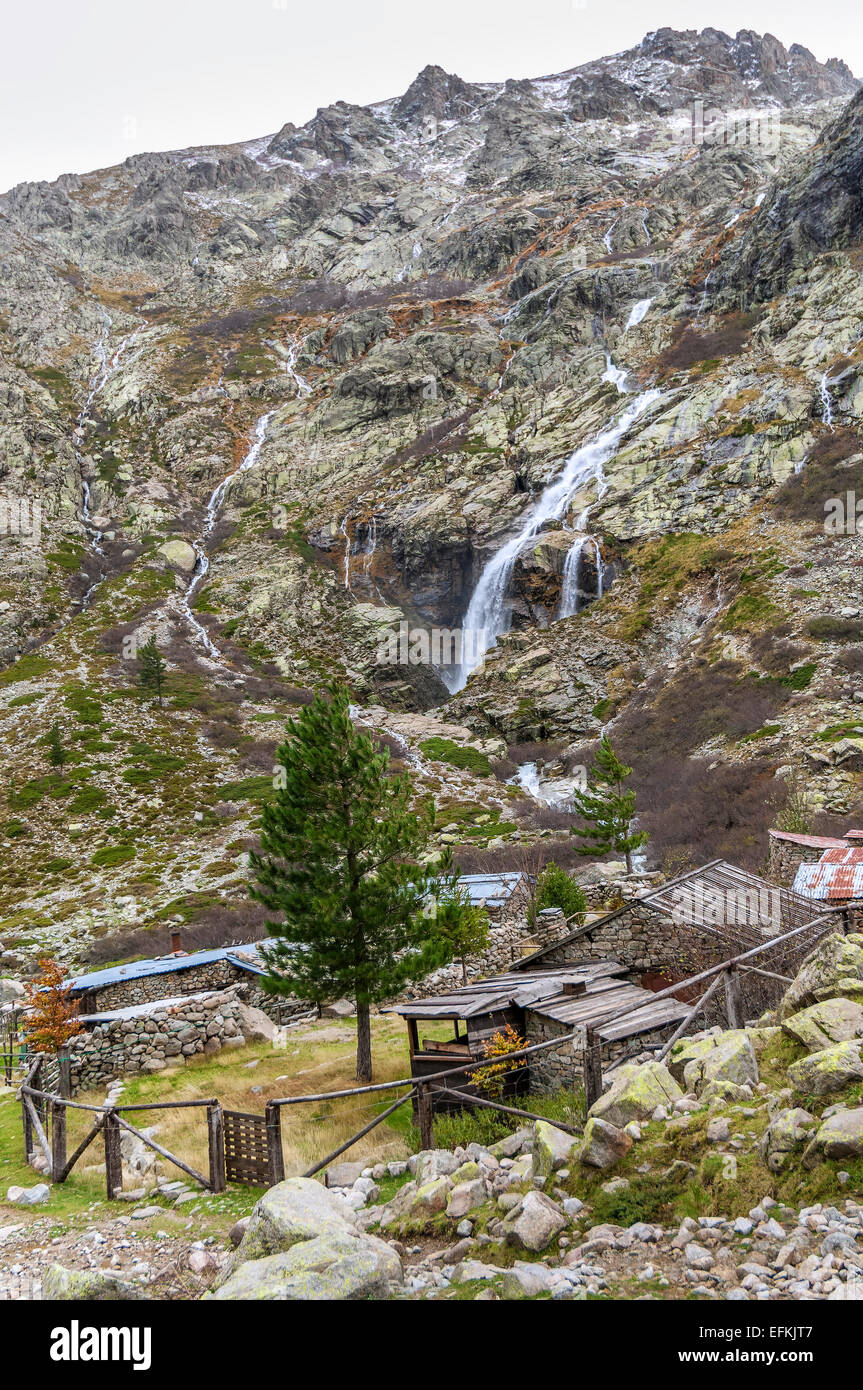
[385,961,625,1019]
[387,961,690,1043]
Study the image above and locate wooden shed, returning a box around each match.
[387,960,692,1109]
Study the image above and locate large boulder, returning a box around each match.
[379,1175,453,1230]
[43,1266,147,1300]
[0,978,25,1004]
[234,1178,356,1263]
[788,1040,863,1096]
[235,1002,276,1043]
[501,1190,568,1252]
[411,1149,461,1184]
[813,1108,863,1159]
[532,1121,579,1177]
[779,934,863,1019]
[210,1228,402,1301]
[759,1107,817,1172]
[446,1178,487,1220]
[681,1031,758,1095]
[589,1060,683,1127]
[781,998,863,1053]
[573,1117,632,1170]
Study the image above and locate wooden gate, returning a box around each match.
[223,1108,280,1187]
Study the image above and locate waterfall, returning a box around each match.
[447,385,662,691]
[625,298,652,330]
[820,372,835,431]
[75,312,146,606]
[179,409,276,657]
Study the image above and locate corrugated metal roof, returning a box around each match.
[793,848,863,901]
[68,943,265,993]
[457,872,526,905]
[768,830,849,849]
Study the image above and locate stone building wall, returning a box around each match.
[83,961,312,1026]
[69,986,248,1092]
[524,1011,680,1095]
[535,903,703,977]
[768,837,826,886]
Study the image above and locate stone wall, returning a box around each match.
[768,837,826,886]
[68,986,248,1092]
[536,902,701,977]
[524,1010,680,1095]
[83,961,312,1026]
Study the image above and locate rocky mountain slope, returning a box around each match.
[1,27,862,968]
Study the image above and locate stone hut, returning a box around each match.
[793,843,863,929]
[768,828,863,885]
[67,944,312,1026]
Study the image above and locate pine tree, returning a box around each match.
[47,721,66,774]
[532,861,586,925]
[429,851,490,984]
[249,681,459,1082]
[23,957,83,1053]
[570,734,647,873]
[138,636,167,706]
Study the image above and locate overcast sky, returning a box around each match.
[3,0,860,193]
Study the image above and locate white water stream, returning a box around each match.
[75,312,146,605]
[447,379,662,691]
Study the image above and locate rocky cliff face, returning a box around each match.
[0,29,862,968]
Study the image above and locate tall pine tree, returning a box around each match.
[570,734,647,873]
[138,636,167,706]
[249,681,458,1082]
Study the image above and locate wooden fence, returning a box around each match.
[16,910,836,1198]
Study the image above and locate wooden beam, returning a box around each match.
[22,1093,52,1171]
[438,1087,581,1134]
[57,1118,103,1183]
[583,1026,603,1113]
[113,1112,209,1190]
[50,1101,67,1184]
[417,1084,435,1151]
[265,1102,285,1186]
[103,1110,123,1200]
[207,1103,226,1195]
[656,971,727,1063]
[302,1089,416,1179]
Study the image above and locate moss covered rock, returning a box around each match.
[590,1060,683,1127]
[788,1040,863,1096]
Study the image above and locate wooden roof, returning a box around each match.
[387,960,691,1042]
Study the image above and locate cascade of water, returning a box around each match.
[75,313,146,605]
[625,298,653,330]
[179,409,276,657]
[447,385,662,691]
[820,372,835,431]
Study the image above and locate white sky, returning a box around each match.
[3,0,861,194]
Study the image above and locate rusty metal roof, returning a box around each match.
[768,829,850,849]
[793,848,863,901]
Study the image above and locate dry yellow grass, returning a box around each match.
[73,1013,454,1184]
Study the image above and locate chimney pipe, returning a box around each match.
[170,930,182,954]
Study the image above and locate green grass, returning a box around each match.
[91,844,136,867]
[419,738,491,776]
[0,654,52,688]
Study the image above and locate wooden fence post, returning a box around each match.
[207,1103,226,1194]
[21,1092,33,1163]
[50,1101,67,1184]
[724,968,743,1030]
[583,1027,603,1113]
[417,1084,434,1151]
[265,1102,285,1187]
[103,1109,123,1199]
[57,1046,72,1099]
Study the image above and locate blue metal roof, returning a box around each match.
[458,872,526,905]
[68,943,265,993]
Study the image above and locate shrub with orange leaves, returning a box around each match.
[22,957,83,1053]
[468,1023,527,1101]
